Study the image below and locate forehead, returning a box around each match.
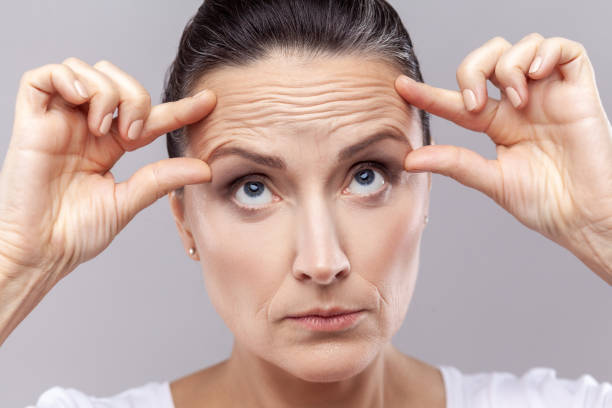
[187,52,420,159]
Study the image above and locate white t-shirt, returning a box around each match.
[30,366,612,408]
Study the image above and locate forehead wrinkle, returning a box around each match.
[217,78,398,101]
[188,54,418,159]
[211,80,405,112]
[191,102,415,161]
[200,93,410,131]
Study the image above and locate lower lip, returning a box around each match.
[287,311,365,332]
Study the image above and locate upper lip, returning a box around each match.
[287,307,364,318]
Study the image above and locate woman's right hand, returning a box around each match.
[0,58,215,288]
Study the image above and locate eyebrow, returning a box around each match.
[206,131,411,169]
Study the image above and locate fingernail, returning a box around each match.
[99,113,113,135]
[127,119,144,141]
[462,89,477,112]
[506,87,522,108]
[74,80,88,99]
[529,56,542,74]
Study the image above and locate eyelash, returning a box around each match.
[226,160,395,211]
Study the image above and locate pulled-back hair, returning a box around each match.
[163,0,431,159]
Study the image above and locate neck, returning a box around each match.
[225,341,407,408]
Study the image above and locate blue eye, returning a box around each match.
[234,180,274,207]
[347,168,386,196]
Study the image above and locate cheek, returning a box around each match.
[340,175,426,327]
[186,191,292,336]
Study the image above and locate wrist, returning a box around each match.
[0,255,57,346]
[565,224,612,285]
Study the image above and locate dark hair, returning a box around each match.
[163,0,431,160]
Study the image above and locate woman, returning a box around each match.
[1,0,610,406]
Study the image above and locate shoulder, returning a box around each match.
[439,365,612,408]
[31,381,174,408]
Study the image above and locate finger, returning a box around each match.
[493,33,544,109]
[16,64,89,114]
[404,144,501,201]
[456,36,511,112]
[93,60,152,142]
[114,157,211,228]
[396,75,499,133]
[62,57,120,137]
[527,36,591,83]
[127,89,217,151]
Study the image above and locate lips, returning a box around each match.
[286,307,364,318]
[285,309,366,332]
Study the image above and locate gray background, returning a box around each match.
[1,1,611,406]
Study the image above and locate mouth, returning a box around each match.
[285,309,366,332]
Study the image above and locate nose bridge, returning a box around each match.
[291,194,350,284]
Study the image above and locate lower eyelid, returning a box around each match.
[346,182,389,199]
[232,187,280,211]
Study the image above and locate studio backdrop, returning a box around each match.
[1,1,611,407]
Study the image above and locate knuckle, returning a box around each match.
[493,62,508,80]
[552,36,585,52]
[548,36,567,43]
[62,56,84,66]
[43,63,71,79]
[96,78,120,101]
[21,65,52,85]
[148,163,165,200]
[93,59,114,70]
[138,92,152,108]
[523,32,544,41]
[494,55,515,78]
[452,145,463,163]
[20,68,36,84]
[125,95,151,114]
[108,88,121,103]
[95,84,120,105]
[456,62,469,81]
[52,63,70,74]
[490,36,510,47]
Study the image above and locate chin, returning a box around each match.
[272,339,383,383]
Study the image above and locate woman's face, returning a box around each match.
[171,52,431,382]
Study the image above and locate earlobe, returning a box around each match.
[168,190,200,260]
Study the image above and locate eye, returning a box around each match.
[346,165,386,196]
[234,179,275,207]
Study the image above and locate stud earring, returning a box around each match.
[188,248,196,256]
[424,215,430,224]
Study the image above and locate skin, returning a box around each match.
[168,53,439,407]
[0,31,610,408]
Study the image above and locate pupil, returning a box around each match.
[356,169,374,185]
[244,182,264,197]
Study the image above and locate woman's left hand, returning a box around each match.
[395,33,612,284]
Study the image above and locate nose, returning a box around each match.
[291,199,350,285]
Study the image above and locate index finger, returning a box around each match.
[121,89,217,150]
[395,75,499,134]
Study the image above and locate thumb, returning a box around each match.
[114,157,211,227]
[404,145,501,201]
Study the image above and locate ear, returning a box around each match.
[169,190,200,261]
